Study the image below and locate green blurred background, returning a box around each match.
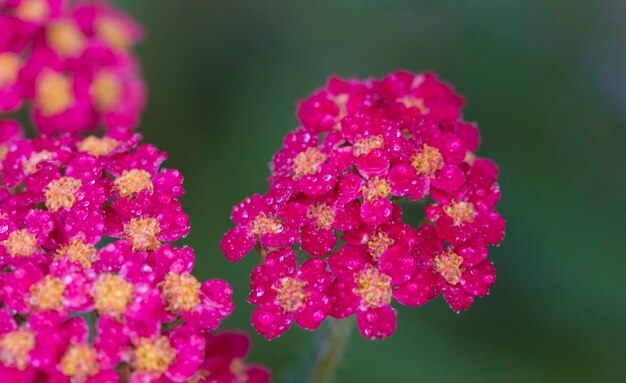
[114,1,625,381]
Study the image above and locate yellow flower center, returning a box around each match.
[229,358,248,382]
[159,272,201,313]
[0,52,20,88]
[273,277,308,313]
[46,20,86,58]
[353,135,384,157]
[464,151,476,165]
[0,144,8,170]
[411,144,444,177]
[133,337,175,376]
[3,229,38,258]
[14,0,49,22]
[292,147,326,179]
[0,328,35,370]
[331,93,349,121]
[353,267,392,309]
[249,213,283,237]
[96,17,131,51]
[308,203,335,230]
[56,240,98,268]
[77,136,119,157]
[36,70,73,116]
[91,70,122,111]
[189,369,210,383]
[367,231,394,260]
[45,176,82,212]
[92,274,133,317]
[444,200,476,226]
[124,217,161,252]
[22,150,53,175]
[60,344,100,381]
[29,275,65,311]
[434,249,464,285]
[114,169,153,198]
[361,177,391,201]
[399,95,430,115]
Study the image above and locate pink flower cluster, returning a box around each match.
[1,0,145,135]
[0,2,271,381]
[0,130,271,382]
[221,71,506,340]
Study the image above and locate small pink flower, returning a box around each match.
[426,159,505,246]
[249,248,332,340]
[432,246,496,312]
[297,76,376,133]
[220,194,298,262]
[199,330,271,383]
[31,68,97,134]
[127,324,205,383]
[285,193,361,257]
[392,225,443,307]
[0,50,25,112]
[376,71,464,123]
[89,61,146,132]
[328,247,397,339]
[1,134,74,189]
[1,0,65,26]
[0,209,53,269]
[159,271,234,332]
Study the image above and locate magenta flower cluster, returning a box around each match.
[221,72,506,340]
[0,131,272,382]
[0,1,271,383]
[0,0,145,135]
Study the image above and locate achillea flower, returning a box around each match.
[0,310,90,381]
[0,1,64,27]
[198,331,271,383]
[0,51,25,112]
[0,0,145,135]
[296,76,376,134]
[159,272,234,331]
[1,2,272,381]
[128,325,205,382]
[426,158,506,246]
[0,133,265,381]
[222,70,506,340]
[327,246,396,339]
[220,193,299,262]
[249,248,332,340]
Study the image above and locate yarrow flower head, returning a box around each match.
[221,71,506,340]
[0,130,271,381]
[0,0,146,136]
[0,3,271,379]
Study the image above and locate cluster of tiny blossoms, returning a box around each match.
[0,0,145,135]
[221,71,506,340]
[0,2,271,383]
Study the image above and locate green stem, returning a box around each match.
[254,242,267,262]
[161,316,184,332]
[307,318,353,383]
[87,310,98,343]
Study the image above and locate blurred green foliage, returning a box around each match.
[114,1,625,381]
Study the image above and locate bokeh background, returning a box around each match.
[112,1,624,382]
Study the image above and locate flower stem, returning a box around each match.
[254,242,267,262]
[307,318,353,383]
[161,316,184,332]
